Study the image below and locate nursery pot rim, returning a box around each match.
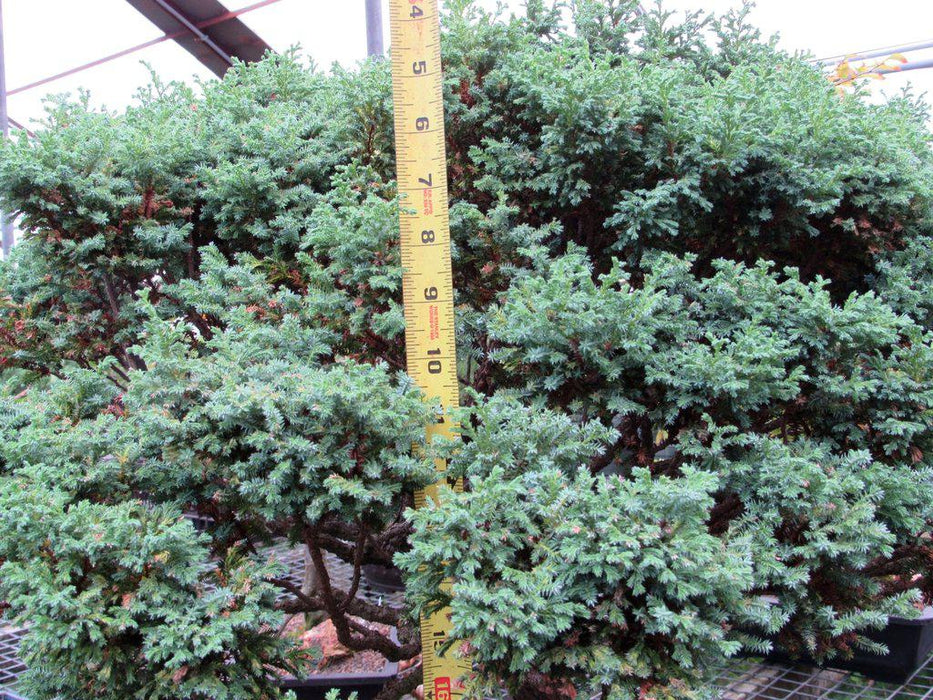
[889,606,933,626]
[280,664,399,687]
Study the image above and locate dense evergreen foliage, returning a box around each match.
[0,1,932,698]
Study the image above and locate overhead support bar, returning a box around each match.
[149,0,234,68]
[11,0,282,97]
[124,0,272,77]
[882,57,933,75]
[815,38,933,65]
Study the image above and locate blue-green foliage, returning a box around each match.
[401,395,776,698]
[0,1,932,698]
[0,369,298,699]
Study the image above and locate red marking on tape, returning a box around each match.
[423,188,434,215]
[429,304,439,339]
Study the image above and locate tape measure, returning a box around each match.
[389,0,471,697]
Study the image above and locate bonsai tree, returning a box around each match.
[1,1,932,698]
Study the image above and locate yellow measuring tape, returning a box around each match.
[389,0,470,697]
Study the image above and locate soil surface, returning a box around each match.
[284,615,391,675]
[312,647,387,675]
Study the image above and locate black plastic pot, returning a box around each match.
[763,608,933,683]
[361,564,405,594]
[281,626,401,700]
[280,659,399,700]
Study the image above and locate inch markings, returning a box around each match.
[389,1,470,699]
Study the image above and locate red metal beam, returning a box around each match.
[7,117,33,136]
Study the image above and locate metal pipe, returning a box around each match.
[816,38,933,65]
[0,0,13,258]
[150,0,234,68]
[881,57,933,75]
[365,0,384,58]
[7,116,31,137]
[10,36,168,98]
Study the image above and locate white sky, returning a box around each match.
[3,0,933,127]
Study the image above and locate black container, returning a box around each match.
[281,627,401,700]
[763,608,933,683]
[280,660,399,700]
[361,564,406,594]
